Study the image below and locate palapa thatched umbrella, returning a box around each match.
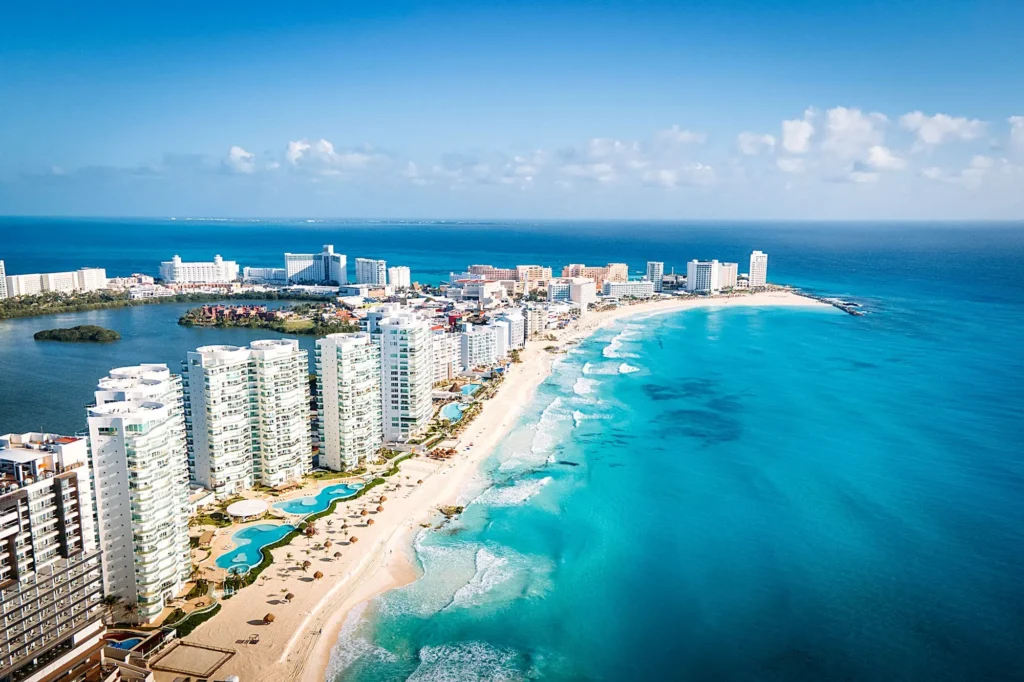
[376,505,384,512]
[264,613,276,624]
[416,479,423,485]
[342,522,349,530]
[313,571,324,580]
[333,551,342,560]
[302,560,312,569]
[366,519,375,526]
[360,509,368,517]
[324,539,333,549]
[349,536,359,544]
[285,593,295,602]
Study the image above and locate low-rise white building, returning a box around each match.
[603,280,656,298]
[160,255,238,284]
[244,266,288,285]
[317,333,382,471]
[129,284,176,299]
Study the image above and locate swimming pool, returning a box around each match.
[461,383,482,396]
[440,402,465,422]
[214,523,296,574]
[109,637,143,650]
[272,482,364,516]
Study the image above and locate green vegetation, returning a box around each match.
[178,304,360,336]
[189,511,232,528]
[33,325,120,342]
[0,288,335,321]
[170,603,222,637]
[185,579,210,600]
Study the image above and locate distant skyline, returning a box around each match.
[2,0,1023,219]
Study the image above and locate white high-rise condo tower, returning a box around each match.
[387,266,411,290]
[0,432,105,682]
[749,250,768,288]
[88,364,190,622]
[284,245,347,284]
[646,261,664,292]
[379,310,434,442]
[0,260,7,299]
[317,333,383,471]
[183,340,311,497]
[355,258,388,286]
[687,260,722,293]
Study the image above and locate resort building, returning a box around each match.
[0,432,105,682]
[355,258,388,286]
[719,262,739,290]
[525,307,548,338]
[431,330,463,383]
[646,261,664,292]
[461,324,499,369]
[317,333,383,471]
[243,266,288,285]
[561,263,628,288]
[547,279,571,302]
[0,261,7,299]
[468,264,519,281]
[379,310,434,442]
[749,250,768,288]
[488,319,510,359]
[569,278,598,311]
[495,309,526,350]
[603,280,656,299]
[387,266,412,290]
[687,260,722,294]
[183,340,311,497]
[516,265,553,288]
[3,267,107,296]
[87,364,191,624]
[106,273,155,290]
[159,254,239,284]
[284,245,346,285]
[447,278,506,308]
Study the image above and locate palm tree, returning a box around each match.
[124,601,140,625]
[101,595,122,624]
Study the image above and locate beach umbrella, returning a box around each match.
[360,509,368,517]
[376,505,384,512]
[349,536,359,544]
[366,519,375,526]
[285,593,295,602]
[380,496,388,502]
[302,560,312,569]
[324,540,333,549]
[313,571,324,580]
[333,551,342,560]
[341,523,349,530]
[417,480,423,485]
[263,613,276,624]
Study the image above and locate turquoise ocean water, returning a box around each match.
[1,220,1022,679]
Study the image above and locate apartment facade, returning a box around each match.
[749,250,768,287]
[561,263,628,288]
[354,258,387,286]
[569,278,598,311]
[4,268,107,297]
[379,311,434,442]
[183,340,311,497]
[0,433,104,682]
[0,261,6,299]
[159,255,238,284]
[88,364,190,623]
[387,266,411,290]
[243,267,287,285]
[495,309,526,350]
[431,330,462,383]
[603,280,656,298]
[316,333,383,471]
[645,261,664,292]
[460,324,499,369]
[687,260,721,293]
[719,262,739,290]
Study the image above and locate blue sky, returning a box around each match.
[2,0,1022,219]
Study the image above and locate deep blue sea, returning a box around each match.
[1,218,1023,680]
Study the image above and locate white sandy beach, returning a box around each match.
[161,290,828,682]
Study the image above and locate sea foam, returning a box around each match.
[408,642,523,682]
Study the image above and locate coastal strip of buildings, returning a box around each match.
[0,248,769,681]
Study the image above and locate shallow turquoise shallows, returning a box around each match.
[440,402,465,422]
[460,384,481,396]
[273,483,364,515]
[215,524,295,574]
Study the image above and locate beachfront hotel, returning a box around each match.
[183,340,311,497]
[495,309,526,350]
[316,333,383,471]
[379,310,434,442]
[719,262,739,290]
[355,258,388,286]
[603,279,656,298]
[561,263,628,288]
[749,250,769,288]
[3,267,107,297]
[431,330,463,383]
[387,266,412,290]
[646,261,664,292]
[284,244,346,285]
[461,324,499,369]
[687,260,722,293]
[87,364,191,623]
[0,433,105,682]
[159,254,239,284]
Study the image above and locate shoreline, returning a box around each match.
[174,290,830,682]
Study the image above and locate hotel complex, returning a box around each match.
[159,254,239,284]
[379,310,434,442]
[183,340,311,497]
[284,244,346,285]
[355,258,388,286]
[316,333,383,470]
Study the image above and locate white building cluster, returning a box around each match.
[3,266,107,296]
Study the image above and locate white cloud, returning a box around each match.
[1009,116,1024,149]
[653,125,706,145]
[920,155,1007,187]
[286,140,310,165]
[737,132,776,156]
[641,163,715,189]
[224,146,255,174]
[866,145,906,170]
[900,111,986,147]
[848,171,879,184]
[821,106,887,160]
[781,108,815,154]
[560,162,617,183]
[776,157,805,174]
